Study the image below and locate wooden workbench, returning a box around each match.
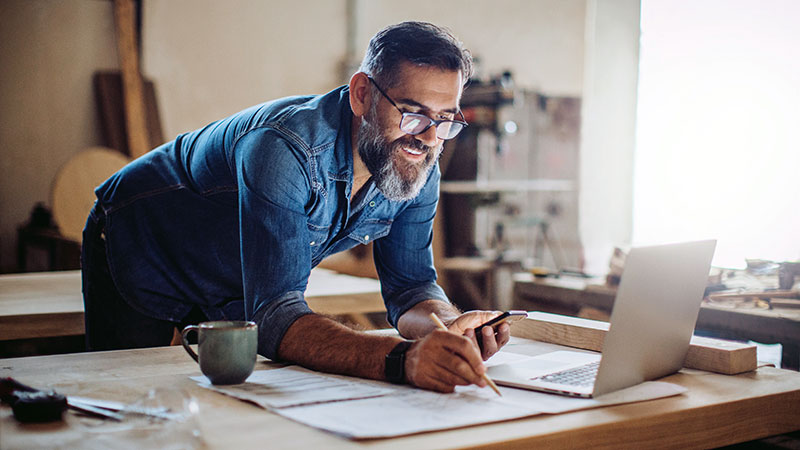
[0,269,384,342]
[1,343,798,449]
[513,272,800,369]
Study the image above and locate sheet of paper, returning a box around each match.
[194,361,687,439]
[276,385,541,438]
[191,366,396,408]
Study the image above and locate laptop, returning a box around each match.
[488,239,717,398]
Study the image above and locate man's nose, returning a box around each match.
[418,124,440,148]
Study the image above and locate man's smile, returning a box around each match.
[402,146,426,158]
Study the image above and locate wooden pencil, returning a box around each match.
[428,313,502,397]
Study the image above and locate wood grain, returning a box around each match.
[50,147,130,243]
[0,269,384,341]
[113,0,149,159]
[94,71,164,156]
[1,345,798,449]
[511,312,757,375]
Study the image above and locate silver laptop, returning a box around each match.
[489,239,716,398]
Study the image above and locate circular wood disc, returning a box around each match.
[51,147,130,242]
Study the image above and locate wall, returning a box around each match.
[142,0,349,142]
[579,0,641,274]
[353,0,586,94]
[0,0,119,272]
[143,0,587,140]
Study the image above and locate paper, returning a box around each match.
[277,385,540,438]
[191,366,395,408]
[193,359,686,439]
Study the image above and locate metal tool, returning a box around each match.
[1,377,122,422]
[68,395,178,420]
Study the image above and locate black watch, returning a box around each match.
[385,340,413,384]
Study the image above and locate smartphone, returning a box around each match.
[474,310,527,347]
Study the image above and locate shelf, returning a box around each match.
[439,179,574,194]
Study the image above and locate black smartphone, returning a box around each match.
[474,310,527,347]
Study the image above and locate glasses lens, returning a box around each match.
[400,113,466,140]
[438,122,464,140]
[400,114,432,135]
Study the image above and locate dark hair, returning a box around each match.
[359,21,473,88]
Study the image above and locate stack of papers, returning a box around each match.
[193,350,686,439]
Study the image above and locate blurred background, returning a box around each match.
[0,0,797,279]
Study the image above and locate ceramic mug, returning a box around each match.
[181,321,258,385]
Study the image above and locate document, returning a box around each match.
[276,381,684,438]
[193,344,687,439]
[192,365,395,408]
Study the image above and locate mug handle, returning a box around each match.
[181,325,200,363]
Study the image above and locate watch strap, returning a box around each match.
[384,340,413,384]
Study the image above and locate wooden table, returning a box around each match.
[513,273,800,369]
[0,269,384,342]
[1,344,799,449]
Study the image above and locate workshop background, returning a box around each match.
[1,0,796,279]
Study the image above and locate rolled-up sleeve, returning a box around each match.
[233,127,315,359]
[373,165,450,327]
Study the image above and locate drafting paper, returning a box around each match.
[194,360,686,439]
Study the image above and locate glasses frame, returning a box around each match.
[367,76,468,141]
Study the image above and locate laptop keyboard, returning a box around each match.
[535,361,600,387]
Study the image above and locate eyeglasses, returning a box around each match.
[367,76,468,140]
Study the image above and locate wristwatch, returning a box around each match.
[384,340,413,384]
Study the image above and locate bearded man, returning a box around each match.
[81,21,510,392]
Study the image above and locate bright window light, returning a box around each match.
[634,0,800,268]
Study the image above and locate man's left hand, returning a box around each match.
[446,311,510,360]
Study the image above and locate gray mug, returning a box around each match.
[181,321,258,385]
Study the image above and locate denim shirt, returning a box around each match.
[94,86,449,359]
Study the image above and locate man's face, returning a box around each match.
[357,63,463,201]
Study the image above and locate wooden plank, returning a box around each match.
[113,0,149,159]
[1,346,798,449]
[93,71,164,156]
[0,271,84,339]
[0,269,384,342]
[0,312,84,340]
[513,273,800,369]
[512,312,758,375]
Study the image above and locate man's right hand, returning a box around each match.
[402,329,488,392]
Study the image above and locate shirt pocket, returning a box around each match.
[349,219,392,245]
[307,222,331,248]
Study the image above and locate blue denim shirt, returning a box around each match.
[94,86,449,359]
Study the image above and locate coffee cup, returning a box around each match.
[181,321,258,385]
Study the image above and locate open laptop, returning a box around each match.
[488,239,717,398]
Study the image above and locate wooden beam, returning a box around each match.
[113,0,149,159]
[512,312,758,375]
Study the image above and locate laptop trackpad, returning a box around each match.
[488,351,600,380]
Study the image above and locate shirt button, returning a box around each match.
[310,241,315,246]
[369,201,376,207]
[364,235,369,241]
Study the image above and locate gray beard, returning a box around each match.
[356,109,440,202]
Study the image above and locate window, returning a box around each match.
[634,0,800,267]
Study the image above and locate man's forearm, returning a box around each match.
[396,299,462,339]
[277,313,403,380]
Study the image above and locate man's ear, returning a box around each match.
[349,72,371,117]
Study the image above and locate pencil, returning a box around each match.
[428,313,502,397]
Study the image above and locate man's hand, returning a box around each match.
[403,329,487,393]
[398,302,512,361]
[447,311,511,360]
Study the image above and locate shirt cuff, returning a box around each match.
[251,291,314,360]
[385,282,450,328]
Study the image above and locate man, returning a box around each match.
[82,21,510,393]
